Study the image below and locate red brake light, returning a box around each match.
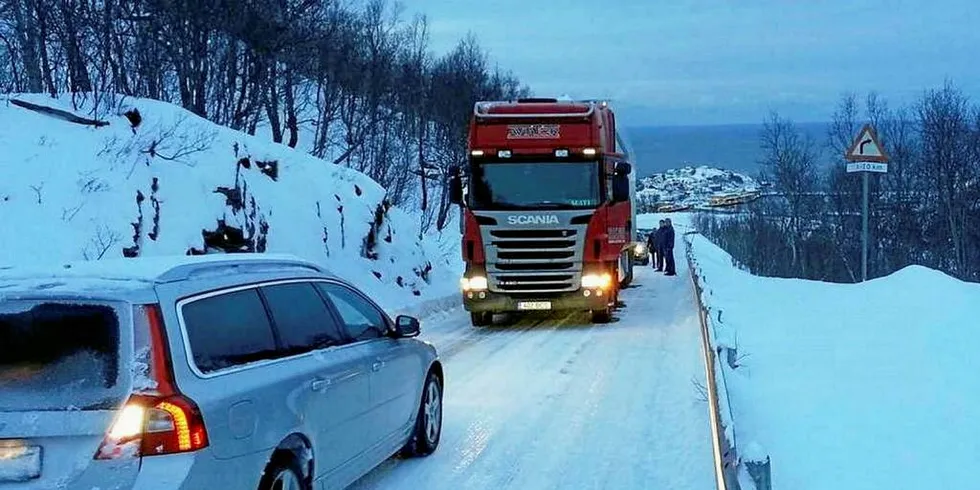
[96,394,209,459]
[95,305,209,460]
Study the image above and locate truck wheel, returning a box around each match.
[590,307,612,324]
[470,311,492,327]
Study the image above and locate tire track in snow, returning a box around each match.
[350,242,714,489]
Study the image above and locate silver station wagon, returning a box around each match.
[0,254,444,490]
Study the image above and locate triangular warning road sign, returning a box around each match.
[845,124,889,163]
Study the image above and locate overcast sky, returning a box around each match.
[396,0,980,127]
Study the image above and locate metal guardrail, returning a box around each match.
[684,231,743,490]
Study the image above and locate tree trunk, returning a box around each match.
[13,0,45,93]
[34,1,56,96]
[418,116,428,213]
[60,0,93,93]
[265,61,283,144]
[284,69,299,148]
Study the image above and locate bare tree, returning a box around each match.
[0,0,532,241]
[917,81,975,275]
[758,111,820,276]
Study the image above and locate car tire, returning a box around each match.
[401,371,443,457]
[470,311,492,327]
[257,453,308,490]
[590,307,612,324]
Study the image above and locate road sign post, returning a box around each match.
[844,124,889,282]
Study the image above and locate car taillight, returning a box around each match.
[95,304,209,460]
[96,394,209,459]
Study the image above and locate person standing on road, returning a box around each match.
[653,220,665,271]
[658,220,670,271]
[663,218,676,276]
[646,230,658,269]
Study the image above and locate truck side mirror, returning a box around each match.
[615,162,632,176]
[612,174,630,202]
[449,170,463,205]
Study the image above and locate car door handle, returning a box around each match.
[372,360,385,372]
[310,378,331,392]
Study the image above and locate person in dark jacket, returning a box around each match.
[663,218,676,276]
[654,220,666,271]
[646,230,658,269]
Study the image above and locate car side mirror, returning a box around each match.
[394,315,421,337]
[448,171,463,205]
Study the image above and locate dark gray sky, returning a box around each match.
[398,0,980,127]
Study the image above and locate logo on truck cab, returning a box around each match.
[507,215,560,225]
[507,124,560,139]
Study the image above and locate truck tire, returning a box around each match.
[590,307,612,324]
[470,311,492,327]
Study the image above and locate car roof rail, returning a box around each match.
[154,254,329,283]
[0,254,331,291]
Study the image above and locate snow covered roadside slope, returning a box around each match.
[687,233,980,490]
[0,94,461,312]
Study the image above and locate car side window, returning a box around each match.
[181,288,277,374]
[316,282,387,342]
[260,282,347,355]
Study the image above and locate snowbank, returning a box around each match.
[0,94,462,313]
[686,233,980,489]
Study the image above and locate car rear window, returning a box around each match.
[181,288,278,374]
[0,301,126,411]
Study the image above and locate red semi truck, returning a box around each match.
[449,98,639,326]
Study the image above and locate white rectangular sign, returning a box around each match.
[517,301,552,311]
[846,162,888,173]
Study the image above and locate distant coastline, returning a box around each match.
[622,122,833,178]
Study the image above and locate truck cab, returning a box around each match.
[449,98,637,326]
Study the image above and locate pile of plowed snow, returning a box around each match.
[0,94,461,311]
[687,232,980,489]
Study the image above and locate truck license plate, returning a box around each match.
[517,301,552,311]
[0,443,42,482]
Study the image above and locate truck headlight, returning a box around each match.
[581,273,612,289]
[460,275,488,292]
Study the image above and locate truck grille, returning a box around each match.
[488,228,580,292]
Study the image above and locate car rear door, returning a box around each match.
[314,282,425,448]
[0,299,141,489]
[257,281,373,477]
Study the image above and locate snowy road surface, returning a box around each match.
[351,241,716,490]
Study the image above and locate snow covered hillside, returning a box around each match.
[0,94,462,312]
[636,166,762,212]
[687,231,980,490]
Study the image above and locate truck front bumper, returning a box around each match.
[462,288,612,313]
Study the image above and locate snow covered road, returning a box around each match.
[351,241,716,490]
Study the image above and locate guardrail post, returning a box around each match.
[744,455,771,490]
[725,345,738,370]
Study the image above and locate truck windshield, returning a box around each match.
[469,161,601,210]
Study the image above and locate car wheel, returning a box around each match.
[470,311,492,327]
[401,371,443,457]
[257,454,308,490]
